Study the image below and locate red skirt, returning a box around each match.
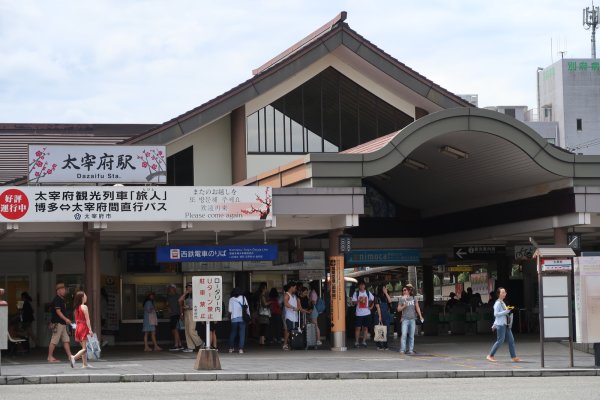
[75,323,90,342]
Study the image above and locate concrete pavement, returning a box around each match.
[1,334,597,384]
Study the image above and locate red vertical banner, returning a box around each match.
[329,256,346,333]
[455,283,464,298]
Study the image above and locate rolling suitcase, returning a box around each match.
[305,313,319,349]
[290,312,306,350]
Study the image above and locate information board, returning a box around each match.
[192,276,223,322]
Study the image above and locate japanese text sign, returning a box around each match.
[28,145,167,184]
[0,186,273,222]
[192,276,222,322]
[156,245,278,263]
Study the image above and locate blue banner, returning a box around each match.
[345,249,420,265]
[156,244,278,263]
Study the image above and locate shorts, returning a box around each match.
[169,315,180,330]
[310,308,319,321]
[285,318,298,332]
[49,323,70,345]
[355,315,371,328]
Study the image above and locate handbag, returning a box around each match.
[241,298,251,323]
[259,305,271,317]
[176,317,185,330]
[86,333,102,360]
[374,323,387,342]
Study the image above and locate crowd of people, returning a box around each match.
[6,278,520,365]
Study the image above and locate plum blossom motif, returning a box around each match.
[240,188,272,220]
[29,147,58,183]
[136,148,166,182]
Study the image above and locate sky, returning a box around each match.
[0,0,595,124]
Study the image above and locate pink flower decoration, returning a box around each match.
[158,151,163,156]
[145,152,150,157]
[36,161,42,167]
[35,172,40,176]
[52,163,57,168]
[151,164,157,170]
[35,151,42,157]
[47,170,53,174]
[142,162,148,168]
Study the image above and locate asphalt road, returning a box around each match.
[2,377,599,400]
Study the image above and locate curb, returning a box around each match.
[0,368,598,385]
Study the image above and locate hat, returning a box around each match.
[186,282,192,287]
[449,292,456,298]
[55,283,65,291]
[405,283,414,288]
[167,284,176,289]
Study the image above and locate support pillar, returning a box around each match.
[423,265,434,307]
[554,227,568,246]
[84,223,102,340]
[328,228,346,351]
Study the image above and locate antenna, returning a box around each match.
[583,2,600,58]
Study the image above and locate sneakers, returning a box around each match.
[182,348,194,353]
[282,344,289,351]
[399,351,405,355]
[228,348,234,353]
[70,355,75,368]
[511,357,522,362]
[354,342,360,348]
[407,351,415,355]
[169,346,183,352]
[361,342,368,348]
[316,340,323,346]
[239,349,244,354]
[376,347,384,351]
[486,355,497,362]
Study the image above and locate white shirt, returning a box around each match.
[284,292,298,322]
[352,290,374,317]
[228,295,250,320]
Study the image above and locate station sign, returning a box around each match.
[157,244,278,263]
[192,276,222,322]
[28,145,167,184]
[345,249,420,266]
[0,186,272,222]
[454,245,505,260]
[541,258,572,272]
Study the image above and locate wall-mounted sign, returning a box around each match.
[0,186,273,222]
[192,276,222,322]
[514,245,534,260]
[541,258,572,272]
[28,145,167,184]
[345,249,420,266]
[454,245,505,260]
[448,266,473,272]
[157,245,278,263]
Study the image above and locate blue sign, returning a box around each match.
[345,249,420,265]
[156,244,278,263]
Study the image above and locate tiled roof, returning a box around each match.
[341,131,400,154]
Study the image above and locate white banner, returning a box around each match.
[192,276,223,322]
[28,145,167,184]
[0,186,272,222]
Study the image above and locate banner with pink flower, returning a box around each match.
[28,145,167,184]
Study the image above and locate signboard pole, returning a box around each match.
[329,255,346,351]
[537,254,545,368]
[206,322,210,349]
[192,276,221,370]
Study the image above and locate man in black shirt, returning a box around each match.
[47,282,73,363]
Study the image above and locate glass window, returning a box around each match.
[577,118,583,131]
[246,67,412,154]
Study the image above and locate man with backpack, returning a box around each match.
[351,279,374,348]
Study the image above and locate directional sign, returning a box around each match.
[453,245,506,260]
[567,234,581,251]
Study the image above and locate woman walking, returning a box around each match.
[486,287,521,362]
[142,292,162,352]
[70,291,93,368]
[397,284,423,355]
[309,281,322,346]
[228,287,250,354]
[20,292,36,348]
[374,285,392,350]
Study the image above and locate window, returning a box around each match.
[504,108,516,118]
[167,146,193,186]
[246,67,413,154]
[577,118,582,131]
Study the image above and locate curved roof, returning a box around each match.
[245,108,600,216]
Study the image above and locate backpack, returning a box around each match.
[238,297,251,323]
[315,297,326,314]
